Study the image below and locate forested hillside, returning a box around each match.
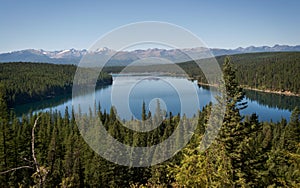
[0,62,112,106]
[220,52,300,94]
[0,59,299,187]
[178,52,300,94]
[1,52,299,108]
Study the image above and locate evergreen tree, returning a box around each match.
[218,57,263,186]
[142,101,147,121]
[0,84,11,187]
[283,107,300,152]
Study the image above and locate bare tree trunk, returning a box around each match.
[32,116,43,187]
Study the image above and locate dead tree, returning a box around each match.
[0,115,48,187]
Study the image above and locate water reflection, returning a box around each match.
[13,76,300,122]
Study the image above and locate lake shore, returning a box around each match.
[197,82,300,97]
[242,86,300,97]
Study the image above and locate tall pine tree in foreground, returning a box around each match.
[170,57,265,187]
[218,57,264,186]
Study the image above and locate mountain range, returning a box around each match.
[1,45,300,66]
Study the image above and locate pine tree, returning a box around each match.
[142,101,147,121]
[0,84,11,187]
[218,57,263,186]
[283,107,300,152]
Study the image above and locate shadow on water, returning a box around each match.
[12,84,111,117]
[245,89,300,112]
[12,94,72,117]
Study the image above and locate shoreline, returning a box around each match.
[197,82,300,97]
[242,86,300,97]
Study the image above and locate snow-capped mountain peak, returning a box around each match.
[1,45,300,65]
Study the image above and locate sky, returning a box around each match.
[0,0,299,53]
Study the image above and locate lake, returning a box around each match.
[13,75,300,122]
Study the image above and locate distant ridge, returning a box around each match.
[1,44,300,66]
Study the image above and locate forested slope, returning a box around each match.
[178,52,300,94]
[0,62,112,106]
[0,59,299,187]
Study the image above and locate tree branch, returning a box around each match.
[0,166,33,175]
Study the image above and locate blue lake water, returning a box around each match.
[13,76,299,122]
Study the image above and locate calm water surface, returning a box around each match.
[14,76,299,122]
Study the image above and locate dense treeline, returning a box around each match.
[0,59,299,187]
[0,84,193,187]
[178,52,300,94]
[0,62,112,106]
[226,52,300,93]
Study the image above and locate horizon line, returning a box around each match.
[1,43,300,54]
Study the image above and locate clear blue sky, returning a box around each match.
[0,0,299,52]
